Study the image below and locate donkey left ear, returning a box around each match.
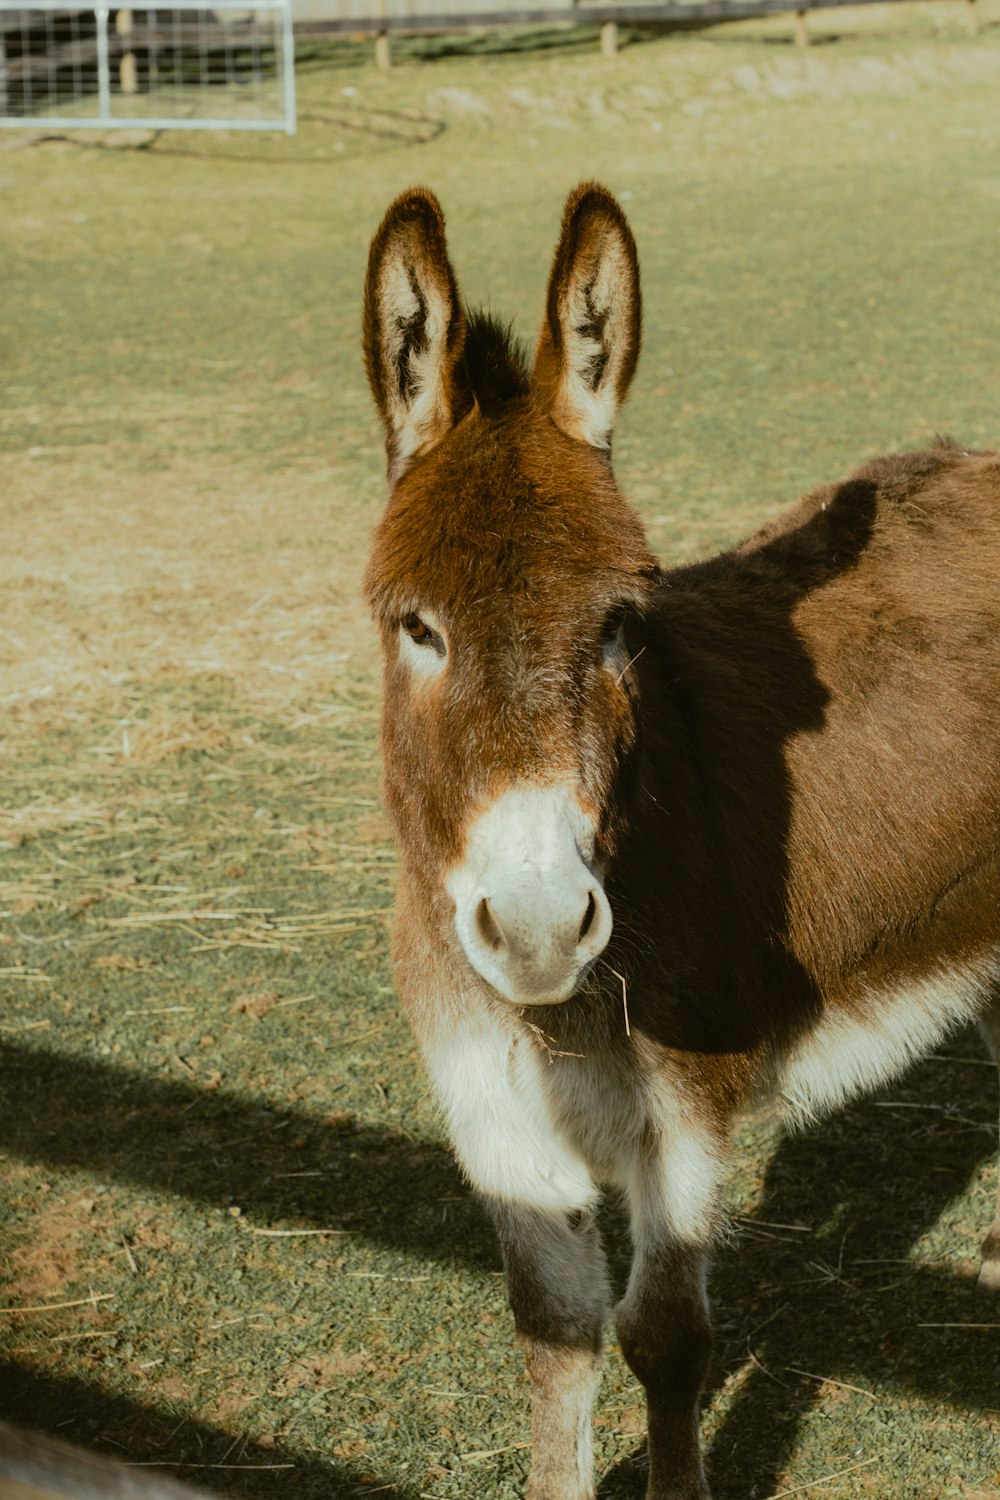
[363,188,468,482]
[533,183,641,450]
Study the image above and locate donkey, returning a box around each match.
[361,182,1000,1500]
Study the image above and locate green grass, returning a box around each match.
[2,6,1000,1497]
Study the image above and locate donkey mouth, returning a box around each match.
[515,960,599,1010]
[485,971,584,1008]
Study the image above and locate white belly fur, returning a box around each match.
[776,960,995,1127]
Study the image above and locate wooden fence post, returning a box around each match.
[966,0,979,34]
[116,7,137,94]
[374,0,391,68]
[600,18,618,55]
[793,7,809,48]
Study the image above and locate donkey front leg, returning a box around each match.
[617,1241,713,1500]
[617,1134,723,1500]
[490,1201,611,1500]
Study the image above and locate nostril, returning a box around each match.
[579,889,598,942]
[475,896,505,953]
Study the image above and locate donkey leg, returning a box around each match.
[978,992,1000,1293]
[616,1133,722,1500]
[617,1240,713,1500]
[490,1201,610,1500]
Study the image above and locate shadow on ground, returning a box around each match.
[0,1364,419,1499]
[0,1039,498,1270]
[2,1032,996,1497]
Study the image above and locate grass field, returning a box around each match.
[3,6,1000,1497]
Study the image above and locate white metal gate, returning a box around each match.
[0,0,296,132]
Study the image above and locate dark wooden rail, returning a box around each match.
[293,0,984,65]
[295,0,945,33]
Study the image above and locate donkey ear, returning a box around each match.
[363,188,468,481]
[532,183,641,450]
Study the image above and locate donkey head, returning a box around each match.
[363,184,658,1007]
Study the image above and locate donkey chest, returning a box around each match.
[542,1047,653,1184]
[423,1007,651,1212]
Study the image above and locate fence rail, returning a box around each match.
[294,0,971,29]
[304,0,983,69]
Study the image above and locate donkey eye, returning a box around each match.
[600,605,643,681]
[400,612,448,661]
[403,613,433,643]
[600,606,629,653]
[602,609,626,641]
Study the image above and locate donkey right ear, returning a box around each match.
[532,183,641,451]
[363,188,468,483]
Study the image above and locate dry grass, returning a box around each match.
[0,451,377,730]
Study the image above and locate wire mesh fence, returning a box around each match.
[0,0,296,132]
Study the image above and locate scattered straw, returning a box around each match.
[523,1020,584,1062]
[49,1330,118,1343]
[738,1218,812,1233]
[931,1054,995,1067]
[247,1227,349,1238]
[460,1443,531,1464]
[786,1366,878,1399]
[609,967,631,1037]
[917,1322,1000,1329]
[613,646,646,686]
[104,904,390,955]
[347,1273,430,1281]
[122,1005,195,1017]
[767,1456,877,1498]
[126,1463,295,1471]
[0,1293,113,1316]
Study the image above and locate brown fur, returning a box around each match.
[362,184,1000,1500]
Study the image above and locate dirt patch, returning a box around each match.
[279,1348,376,1392]
[0,451,377,729]
[6,1191,102,1302]
[229,989,281,1020]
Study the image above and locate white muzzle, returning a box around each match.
[445,782,613,1006]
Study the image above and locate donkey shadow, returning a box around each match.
[597,1028,998,1499]
[1,1029,995,1498]
[2,973,996,1500]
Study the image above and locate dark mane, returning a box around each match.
[461,308,531,416]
